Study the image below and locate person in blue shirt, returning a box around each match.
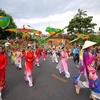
[74,45,80,63]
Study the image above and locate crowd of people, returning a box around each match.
[0,40,100,100]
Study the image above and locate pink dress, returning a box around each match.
[60,51,69,71]
[42,50,46,59]
[35,49,41,66]
[56,51,70,78]
[15,51,22,68]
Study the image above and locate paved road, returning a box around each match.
[2,56,100,100]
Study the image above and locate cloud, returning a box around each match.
[1,0,100,18]
[14,11,76,34]
[0,0,72,18]
[0,0,100,33]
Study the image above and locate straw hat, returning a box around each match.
[82,40,96,49]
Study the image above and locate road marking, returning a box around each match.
[52,74,67,83]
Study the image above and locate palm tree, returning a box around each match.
[75,9,87,18]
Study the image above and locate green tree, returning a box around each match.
[67,9,97,34]
[88,34,100,45]
[75,9,87,18]
[0,9,17,39]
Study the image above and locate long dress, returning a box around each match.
[15,51,22,69]
[66,49,71,57]
[74,50,100,99]
[35,49,41,66]
[87,56,100,99]
[11,51,16,64]
[22,49,25,57]
[0,53,7,91]
[56,51,70,78]
[24,51,34,87]
[42,50,46,60]
[52,50,58,63]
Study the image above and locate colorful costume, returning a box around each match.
[0,53,7,91]
[35,49,41,66]
[56,50,70,78]
[52,49,58,63]
[11,51,16,64]
[74,50,100,99]
[15,50,22,69]
[24,51,34,87]
[22,49,25,57]
[42,49,46,60]
[66,49,71,57]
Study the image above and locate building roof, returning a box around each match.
[51,34,69,39]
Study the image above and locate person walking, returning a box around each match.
[74,40,100,100]
[24,46,34,87]
[0,46,8,100]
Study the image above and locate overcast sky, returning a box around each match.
[0,0,100,34]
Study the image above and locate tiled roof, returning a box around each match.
[51,34,69,39]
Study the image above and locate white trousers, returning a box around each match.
[52,55,58,63]
[24,73,33,87]
[77,69,100,99]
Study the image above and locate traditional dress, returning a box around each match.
[0,53,7,93]
[15,50,22,69]
[66,49,71,57]
[11,51,16,64]
[22,49,25,57]
[74,50,100,99]
[52,49,58,63]
[24,51,34,87]
[56,50,70,78]
[35,49,41,66]
[42,49,46,60]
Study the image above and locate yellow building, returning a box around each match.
[46,34,69,48]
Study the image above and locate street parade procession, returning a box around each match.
[0,1,100,100]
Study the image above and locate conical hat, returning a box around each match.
[82,40,96,49]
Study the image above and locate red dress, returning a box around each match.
[24,51,34,75]
[42,50,47,59]
[35,49,41,59]
[22,50,25,54]
[66,49,71,57]
[0,53,7,91]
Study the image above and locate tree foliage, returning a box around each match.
[67,9,97,34]
[0,9,17,39]
[88,34,100,45]
[69,34,100,45]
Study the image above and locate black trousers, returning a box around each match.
[74,54,79,63]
